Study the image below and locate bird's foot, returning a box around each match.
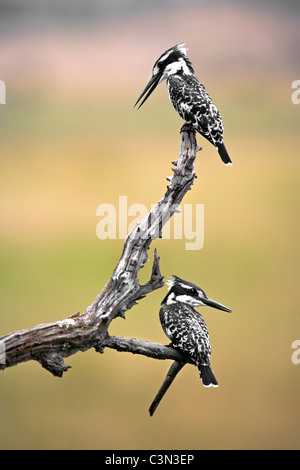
[180,123,195,134]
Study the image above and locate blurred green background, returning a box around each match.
[1,0,300,450]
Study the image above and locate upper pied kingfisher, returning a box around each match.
[135,43,232,165]
[159,276,231,387]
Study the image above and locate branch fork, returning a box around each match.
[0,130,199,414]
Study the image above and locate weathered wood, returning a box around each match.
[149,361,187,416]
[0,130,198,384]
[102,335,192,364]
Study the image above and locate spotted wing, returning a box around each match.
[168,75,224,148]
[159,303,211,366]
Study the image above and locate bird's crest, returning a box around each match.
[166,275,193,291]
[176,43,188,56]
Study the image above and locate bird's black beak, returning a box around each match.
[134,72,162,109]
[203,296,232,313]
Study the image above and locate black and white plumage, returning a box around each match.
[159,276,231,387]
[135,43,232,165]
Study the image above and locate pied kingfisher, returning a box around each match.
[135,43,232,165]
[159,276,231,387]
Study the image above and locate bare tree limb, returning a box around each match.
[0,130,198,407]
[103,336,191,415]
[102,335,191,363]
[149,361,186,416]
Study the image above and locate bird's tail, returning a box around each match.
[199,365,219,388]
[217,142,232,166]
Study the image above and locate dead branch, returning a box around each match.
[102,335,191,363]
[149,361,186,416]
[0,130,198,385]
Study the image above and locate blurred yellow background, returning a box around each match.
[1,0,299,449]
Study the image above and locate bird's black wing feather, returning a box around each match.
[168,75,224,148]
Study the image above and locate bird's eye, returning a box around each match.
[192,288,198,296]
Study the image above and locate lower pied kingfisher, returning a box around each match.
[159,276,231,387]
[135,43,232,165]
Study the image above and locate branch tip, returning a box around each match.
[39,352,71,377]
[149,361,186,416]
